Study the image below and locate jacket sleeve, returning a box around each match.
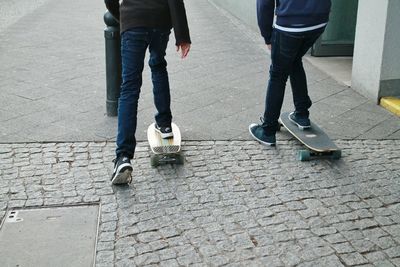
[104,0,120,21]
[167,0,191,45]
[257,0,275,44]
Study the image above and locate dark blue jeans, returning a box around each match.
[116,28,172,159]
[262,28,324,135]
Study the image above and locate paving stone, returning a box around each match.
[134,252,160,265]
[373,260,396,267]
[157,248,177,261]
[97,241,114,252]
[351,239,379,253]
[384,246,400,258]
[323,233,347,244]
[332,242,356,254]
[115,258,137,267]
[374,236,398,250]
[96,251,114,265]
[159,259,180,267]
[364,251,388,262]
[136,231,162,243]
[176,251,202,265]
[340,252,369,266]
[389,258,400,266]
[298,255,345,267]
[280,250,302,266]
[311,227,337,236]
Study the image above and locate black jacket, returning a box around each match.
[105,0,191,45]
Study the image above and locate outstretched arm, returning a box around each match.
[104,0,120,21]
[257,0,275,45]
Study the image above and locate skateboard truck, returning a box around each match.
[297,149,342,161]
[279,112,342,162]
[147,123,184,167]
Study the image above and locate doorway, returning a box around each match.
[312,0,359,57]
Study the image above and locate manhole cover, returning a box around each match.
[0,205,99,267]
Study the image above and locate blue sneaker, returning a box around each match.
[249,123,276,146]
[288,112,311,130]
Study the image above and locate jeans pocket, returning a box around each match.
[278,31,302,60]
[123,29,149,45]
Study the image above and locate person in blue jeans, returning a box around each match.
[105,0,191,184]
[249,0,331,146]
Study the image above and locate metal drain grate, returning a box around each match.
[0,205,99,267]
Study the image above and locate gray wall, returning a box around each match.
[381,0,400,81]
[210,0,258,31]
[352,0,400,101]
[380,0,400,97]
[352,0,387,101]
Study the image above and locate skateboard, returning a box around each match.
[279,112,342,161]
[147,122,184,167]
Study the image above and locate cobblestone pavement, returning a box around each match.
[1,141,399,266]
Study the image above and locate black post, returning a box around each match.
[104,11,121,117]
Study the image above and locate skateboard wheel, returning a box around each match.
[297,150,311,161]
[175,153,184,165]
[150,154,160,168]
[331,150,342,160]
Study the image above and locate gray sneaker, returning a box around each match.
[249,123,276,146]
[288,112,311,130]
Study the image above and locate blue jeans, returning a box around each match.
[262,28,324,135]
[116,28,172,159]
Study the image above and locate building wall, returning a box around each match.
[382,0,400,81]
[352,0,400,100]
[210,0,258,31]
[352,0,388,101]
[380,0,400,97]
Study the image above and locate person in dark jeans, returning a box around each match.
[105,0,191,184]
[249,0,331,146]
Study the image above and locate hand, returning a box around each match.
[267,44,272,51]
[176,43,191,59]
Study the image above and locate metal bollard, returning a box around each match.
[104,11,121,117]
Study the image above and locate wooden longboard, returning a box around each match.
[279,112,341,161]
[147,123,183,167]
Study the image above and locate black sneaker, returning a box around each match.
[288,112,311,130]
[111,156,133,185]
[155,123,173,139]
[249,123,276,146]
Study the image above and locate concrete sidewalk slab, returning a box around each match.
[0,0,399,143]
[0,0,49,32]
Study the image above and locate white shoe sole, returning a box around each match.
[288,113,311,130]
[155,128,174,139]
[111,163,133,185]
[248,123,276,146]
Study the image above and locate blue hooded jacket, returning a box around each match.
[257,0,331,44]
